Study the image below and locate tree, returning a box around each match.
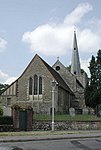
[85,50,101,109]
[95,50,101,105]
[96,50,101,92]
[0,83,9,95]
[66,65,86,74]
[85,55,97,108]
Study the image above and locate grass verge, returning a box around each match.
[33,114,101,121]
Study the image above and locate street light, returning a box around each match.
[51,80,56,132]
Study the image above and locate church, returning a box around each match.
[0,31,88,114]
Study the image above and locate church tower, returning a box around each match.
[71,30,81,75]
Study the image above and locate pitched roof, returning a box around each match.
[76,78,84,88]
[39,55,74,95]
[1,54,74,96]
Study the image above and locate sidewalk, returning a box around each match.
[0,130,101,142]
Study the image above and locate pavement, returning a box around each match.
[0,130,101,142]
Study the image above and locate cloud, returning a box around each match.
[64,2,92,25]
[22,25,73,56]
[22,2,93,56]
[22,2,101,77]
[0,70,17,85]
[0,70,9,83]
[4,77,17,85]
[78,29,101,53]
[81,58,90,77]
[0,38,7,52]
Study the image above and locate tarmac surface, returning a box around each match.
[0,130,101,142]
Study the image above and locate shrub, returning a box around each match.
[0,116,13,125]
[0,107,3,116]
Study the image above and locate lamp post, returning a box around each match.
[51,80,56,132]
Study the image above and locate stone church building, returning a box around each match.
[0,31,88,114]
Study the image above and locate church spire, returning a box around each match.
[71,30,81,75]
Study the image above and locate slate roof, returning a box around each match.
[39,55,74,95]
[76,78,84,88]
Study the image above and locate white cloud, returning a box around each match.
[0,70,9,83]
[64,2,92,25]
[81,58,90,77]
[78,29,101,53]
[0,38,7,52]
[0,70,17,85]
[22,25,74,56]
[22,2,94,56]
[22,2,101,77]
[4,77,17,85]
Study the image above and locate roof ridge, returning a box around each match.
[39,55,74,95]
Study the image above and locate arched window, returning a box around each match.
[29,77,33,95]
[39,76,42,94]
[34,75,38,95]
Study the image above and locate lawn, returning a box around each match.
[33,114,101,121]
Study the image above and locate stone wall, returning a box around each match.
[17,55,54,114]
[33,120,101,131]
[52,60,85,109]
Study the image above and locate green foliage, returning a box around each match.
[85,49,101,109]
[0,107,3,116]
[0,83,9,95]
[0,116,13,125]
[66,65,85,74]
[66,65,71,72]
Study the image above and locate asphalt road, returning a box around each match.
[0,137,101,150]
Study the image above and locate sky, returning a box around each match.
[0,0,101,84]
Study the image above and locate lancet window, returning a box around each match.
[29,77,33,95]
[29,75,42,96]
[34,74,38,95]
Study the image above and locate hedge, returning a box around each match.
[0,107,3,116]
[0,116,13,125]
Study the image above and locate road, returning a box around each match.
[0,137,101,150]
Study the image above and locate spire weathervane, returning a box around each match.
[74,27,76,33]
